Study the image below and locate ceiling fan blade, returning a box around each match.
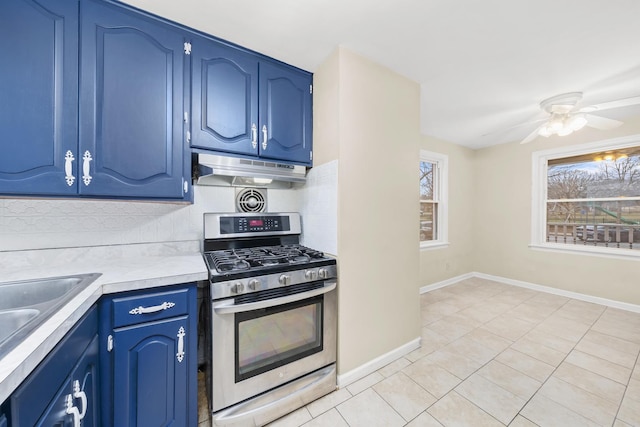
[520,125,543,144]
[579,96,640,112]
[584,114,623,130]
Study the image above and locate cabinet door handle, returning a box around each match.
[82,151,93,186]
[129,301,176,315]
[176,326,185,363]
[64,151,75,186]
[261,125,268,150]
[73,380,87,420]
[251,123,257,149]
[65,395,81,427]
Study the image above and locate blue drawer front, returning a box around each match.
[111,287,190,328]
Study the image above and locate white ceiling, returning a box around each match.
[124,0,640,149]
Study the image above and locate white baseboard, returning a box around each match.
[472,272,640,314]
[337,337,421,388]
[421,271,640,314]
[419,272,474,294]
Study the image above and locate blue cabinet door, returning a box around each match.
[10,306,98,427]
[79,0,186,199]
[37,335,100,427]
[259,61,313,165]
[190,37,259,156]
[112,317,191,427]
[0,0,78,195]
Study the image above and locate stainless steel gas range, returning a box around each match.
[201,212,338,427]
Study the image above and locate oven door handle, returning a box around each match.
[213,281,336,315]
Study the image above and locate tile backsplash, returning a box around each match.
[0,162,338,253]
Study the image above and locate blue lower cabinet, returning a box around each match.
[100,283,197,427]
[0,413,7,427]
[10,307,99,427]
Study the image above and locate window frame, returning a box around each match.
[420,150,449,250]
[531,134,640,259]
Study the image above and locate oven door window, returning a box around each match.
[235,295,323,382]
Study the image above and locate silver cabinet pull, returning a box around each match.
[129,301,176,315]
[72,380,87,421]
[176,326,185,363]
[261,125,268,150]
[82,151,93,186]
[251,123,257,149]
[65,394,81,427]
[64,151,75,186]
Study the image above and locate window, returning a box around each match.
[531,135,640,257]
[420,150,448,248]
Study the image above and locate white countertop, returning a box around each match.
[0,241,208,404]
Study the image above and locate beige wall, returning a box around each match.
[473,119,640,305]
[419,136,476,286]
[314,47,421,374]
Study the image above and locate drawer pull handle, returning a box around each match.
[176,326,186,363]
[129,301,175,315]
[73,380,87,421]
[82,151,93,186]
[65,395,81,427]
[261,125,268,150]
[251,123,257,149]
[64,151,75,186]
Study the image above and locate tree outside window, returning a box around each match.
[534,138,640,254]
[420,150,448,248]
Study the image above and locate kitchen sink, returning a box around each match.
[0,273,101,359]
[0,309,40,343]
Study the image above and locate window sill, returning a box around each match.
[420,241,450,251]
[529,242,640,261]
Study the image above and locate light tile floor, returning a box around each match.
[201,277,640,426]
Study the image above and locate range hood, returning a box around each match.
[196,153,307,187]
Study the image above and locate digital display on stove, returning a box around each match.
[219,216,290,234]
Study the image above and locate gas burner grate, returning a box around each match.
[206,245,326,273]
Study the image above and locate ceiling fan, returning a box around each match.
[520,92,640,144]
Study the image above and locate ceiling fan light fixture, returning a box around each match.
[549,116,564,132]
[538,125,553,138]
[568,114,588,131]
[557,126,574,137]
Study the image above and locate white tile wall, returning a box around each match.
[300,160,339,256]
[0,164,337,253]
[0,184,304,252]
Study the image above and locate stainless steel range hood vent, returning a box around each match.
[196,153,307,188]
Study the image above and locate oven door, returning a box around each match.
[210,280,337,413]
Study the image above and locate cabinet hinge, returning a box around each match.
[310,84,313,94]
[184,111,189,123]
[183,178,189,194]
[184,42,192,55]
[186,130,191,143]
[310,151,313,161]
[107,334,113,352]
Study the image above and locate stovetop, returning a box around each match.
[202,212,337,299]
[204,244,336,280]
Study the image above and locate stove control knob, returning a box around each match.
[279,274,291,286]
[248,279,260,291]
[304,270,318,281]
[231,282,244,294]
[318,268,329,279]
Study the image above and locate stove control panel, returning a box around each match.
[219,216,290,235]
[212,264,338,299]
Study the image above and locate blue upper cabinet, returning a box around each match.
[0,0,79,196]
[190,39,259,157]
[0,0,190,200]
[79,0,187,199]
[190,36,313,166]
[259,60,313,165]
